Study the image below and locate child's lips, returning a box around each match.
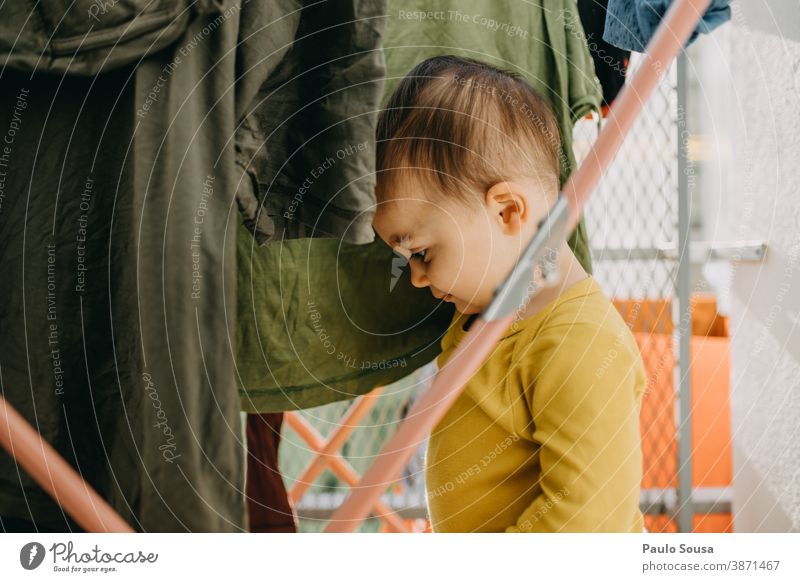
[431,288,453,302]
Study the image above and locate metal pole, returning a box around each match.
[676,52,695,533]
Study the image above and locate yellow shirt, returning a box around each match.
[425,277,646,532]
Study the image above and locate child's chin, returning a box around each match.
[457,303,482,315]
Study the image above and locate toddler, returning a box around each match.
[372,55,646,532]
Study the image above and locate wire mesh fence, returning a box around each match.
[279,363,435,532]
[279,53,684,533]
[574,54,682,533]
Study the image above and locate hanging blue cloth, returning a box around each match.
[603,0,731,52]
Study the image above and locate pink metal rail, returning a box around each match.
[284,387,412,533]
[0,395,134,532]
[0,0,711,533]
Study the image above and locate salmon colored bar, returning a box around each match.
[284,409,408,533]
[0,395,134,532]
[290,387,383,502]
[325,315,514,532]
[325,0,712,533]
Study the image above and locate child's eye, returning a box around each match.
[411,249,427,262]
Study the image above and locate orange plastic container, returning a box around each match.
[615,295,732,532]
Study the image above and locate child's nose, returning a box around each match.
[408,260,429,288]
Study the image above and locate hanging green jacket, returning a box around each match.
[0,0,388,532]
[237,0,602,412]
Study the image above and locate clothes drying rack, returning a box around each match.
[0,0,711,533]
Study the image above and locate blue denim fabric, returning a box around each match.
[603,0,731,52]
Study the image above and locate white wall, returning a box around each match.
[698,0,800,532]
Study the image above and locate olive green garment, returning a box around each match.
[0,0,215,75]
[237,228,453,412]
[236,0,602,412]
[235,1,389,246]
[0,0,389,532]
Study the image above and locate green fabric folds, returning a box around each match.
[237,228,454,411]
[236,0,602,411]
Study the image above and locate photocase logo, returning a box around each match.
[389,250,408,292]
[20,542,46,570]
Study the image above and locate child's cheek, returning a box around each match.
[425,262,439,284]
[426,262,448,290]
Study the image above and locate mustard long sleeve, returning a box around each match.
[505,322,645,532]
[425,277,646,533]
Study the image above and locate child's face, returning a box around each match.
[373,181,542,315]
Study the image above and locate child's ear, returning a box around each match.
[484,181,527,235]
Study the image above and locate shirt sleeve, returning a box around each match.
[505,322,645,533]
